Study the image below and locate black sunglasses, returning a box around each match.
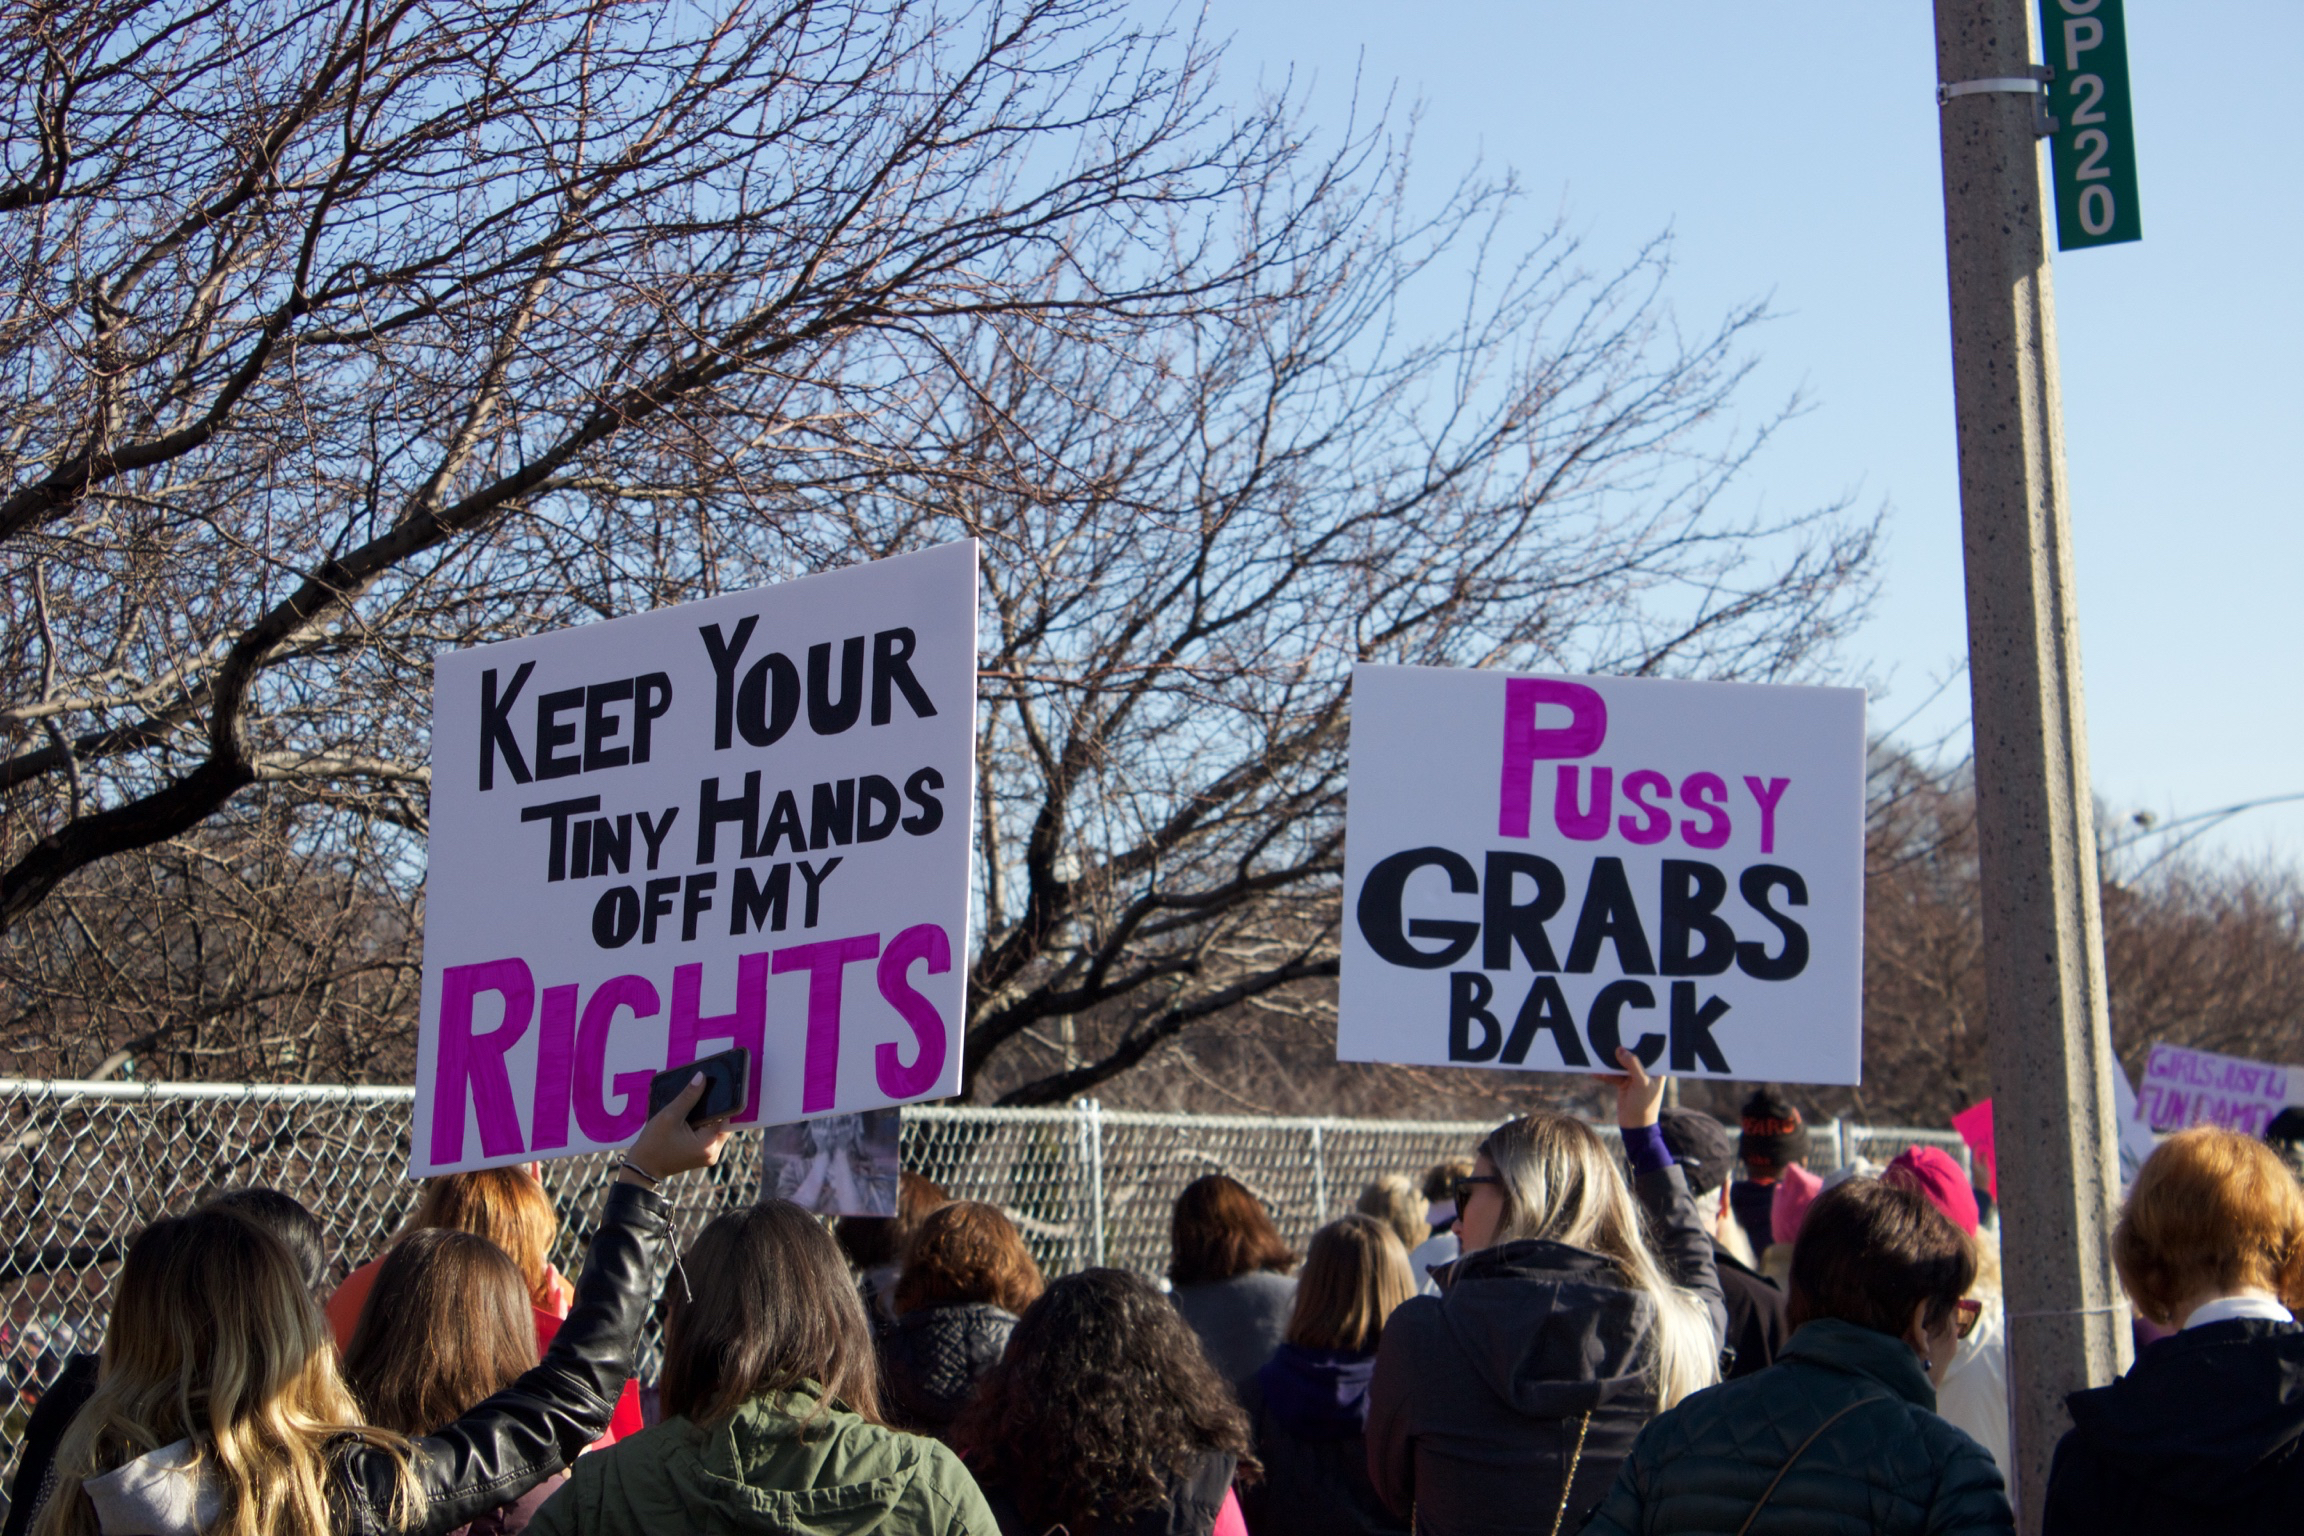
[1449,1174,1502,1210]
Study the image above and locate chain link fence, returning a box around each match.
[0,1078,1966,1495]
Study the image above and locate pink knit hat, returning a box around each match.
[1884,1145,1982,1236]
[1770,1162,1824,1247]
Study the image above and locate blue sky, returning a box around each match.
[1199,2,2304,867]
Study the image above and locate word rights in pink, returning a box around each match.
[429,925,953,1169]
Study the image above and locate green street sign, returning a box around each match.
[2039,0,2141,249]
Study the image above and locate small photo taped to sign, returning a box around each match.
[762,1106,902,1217]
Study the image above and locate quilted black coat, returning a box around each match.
[1578,1318,2014,1536]
[879,1302,1019,1439]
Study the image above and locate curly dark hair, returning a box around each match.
[952,1268,1256,1530]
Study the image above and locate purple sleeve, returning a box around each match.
[1620,1122,1674,1177]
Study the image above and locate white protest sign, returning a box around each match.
[1339,665,1865,1083]
[414,541,978,1175]
[2134,1042,2302,1136]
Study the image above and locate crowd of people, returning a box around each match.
[4,1057,2303,1535]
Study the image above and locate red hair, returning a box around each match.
[2116,1126,2304,1326]
[894,1201,1044,1317]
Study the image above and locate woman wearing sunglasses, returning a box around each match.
[1365,1048,1727,1536]
[1582,1176,2013,1536]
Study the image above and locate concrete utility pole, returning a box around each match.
[1930,0,2130,1524]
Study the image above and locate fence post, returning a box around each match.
[1310,1123,1328,1225]
[1076,1097,1106,1268]
[1828,1117,1848,1170]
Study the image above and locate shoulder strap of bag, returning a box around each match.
[1547,1411,1596,1536]
[1735,1396,1888,1536]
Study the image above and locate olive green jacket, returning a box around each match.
[528,1385,998,1536]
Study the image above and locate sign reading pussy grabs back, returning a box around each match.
[1338,665,1864,1084]
[414,541,978,1175]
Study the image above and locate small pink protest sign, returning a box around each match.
[413,542,979,1176]
[2135,1042,2300,1136]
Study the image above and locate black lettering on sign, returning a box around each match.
[1736,865,1810,980]
[1500,975,1587,1067]
[1669,982,1732,1073]
[701,617,759,751]
[1659,860,1736,976]
[1585,978,1663,1067]
[1565,858,1655,975]
[480,663,536,789]
[730,863,791,936]
[1356,847,1480,969]
[1482,852,1564,971]
[1448,972,1503,1061]
[807,637,866,735]
[871,627,938,723]
[902,767,945,835]
[535,687,585,780]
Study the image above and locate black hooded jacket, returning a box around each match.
[1363,1164,1725,1536]
[2045,1318,2304,1536]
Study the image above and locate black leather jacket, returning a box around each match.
[337,1181,670,1536]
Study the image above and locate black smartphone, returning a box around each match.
[647,1046,749,1125]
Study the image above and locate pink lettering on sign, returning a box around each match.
[1744,776,1791,854]
[669,953,769,1122]
[529,983,580,1152]
[1679,773,1731,850]
[1553,766,1613,842]
[773,933,883,1113]
[1617,770,1673,846]
[431,958,536,1167]
[1498,678,1607,837]
[876,923,952,1097]
[575,974,658,1142]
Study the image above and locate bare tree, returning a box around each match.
[3,793,418,1081]
[778,197,1879,1103]
[1,0,1879,1092]
[0,0,1299,930]
[1814,741,2304,1128]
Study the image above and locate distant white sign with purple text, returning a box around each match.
[2135,1042,2300,1136]
[413,541,978,1176]
[1338,665,1865,1084]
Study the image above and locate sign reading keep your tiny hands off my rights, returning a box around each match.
[1338,667,1865,1085]
[414,542,978,1176]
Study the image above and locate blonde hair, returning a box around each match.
[2115,1125,2304,1326]
[405,1168,561,1311]
[1478,1113,1718,1409]
[37,1207,419,1536]
[1287,1215,1417,1353]
[1355,1175,1428,1253]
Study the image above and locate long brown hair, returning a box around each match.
[342,1229,539,1435]
[660,1200,883,1426]
[1167,1174,1295,1287]
[895,1200,1045,1317]
[954,1268,1255,1532]
[1286,1215,1415,1353]
[404,1168,561,1310]
[36,1208,418,1536]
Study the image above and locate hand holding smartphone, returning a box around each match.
[647,1047,749,1125]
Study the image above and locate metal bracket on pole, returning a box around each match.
[1938,64,2058,137]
